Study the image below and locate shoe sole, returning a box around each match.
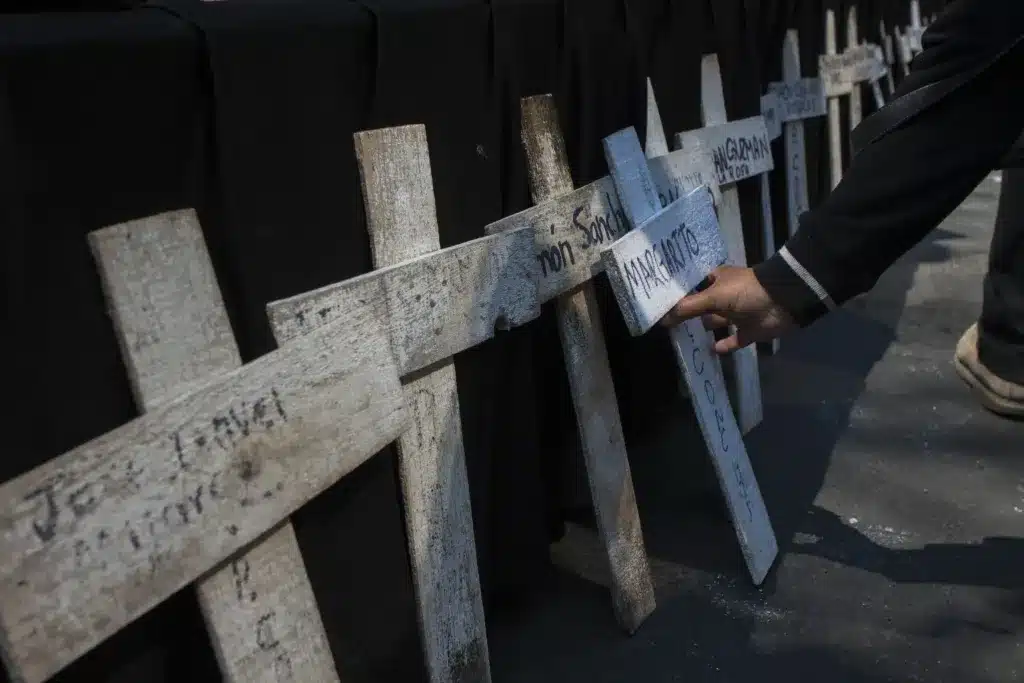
[953,354,1024,419]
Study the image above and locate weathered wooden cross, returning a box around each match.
[823,8,843,188]
[894,25,912,77]
[879,20,898,96]
[756,32,826,353]
[90,210,344,683]
[759,89,782,344]
[485,96,658,634]
[907,0,924,55]
[845,6,864,130]
[819,36,888,187]
[672,54,774,433]
[767,30,827,241]
[598,126,779,586]
[485,87,737,624]
[0,212,410,683]
[268,124,544,683]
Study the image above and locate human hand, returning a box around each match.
[659,265,796,354]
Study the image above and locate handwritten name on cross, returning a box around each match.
[599,127,779,585]
[818,43,889,98]
[766,77,827,123]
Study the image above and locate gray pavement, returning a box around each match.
[489,174,1024,682]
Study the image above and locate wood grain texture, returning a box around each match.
[88,209,340,683]
[674,117,774,186]
[759,67,783,353]
[824,10,844,189]
[819,44,882,98]
[0,281,407,683]
[880,22,897,95]
[482,146,717,303]
[521,94,656,633]
[694,53,763,434]
[601,128,778,588]
[871,79,886,109]
[783,30,811,239]
[895,27,912,76]
[846,5,862,130]
[648,86,697,400]
[909,0,923,53]
[605,127,661,231]
[758,174,781,354]
[266,229,540,374]
[355,124,492,683]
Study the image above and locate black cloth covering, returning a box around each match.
[0,1,954,681]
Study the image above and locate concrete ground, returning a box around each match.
[488,174,1024,682]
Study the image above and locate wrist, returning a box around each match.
[753,247,835,327]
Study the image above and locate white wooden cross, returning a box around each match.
[824,8,844,189]
[90,210,341,683]
[599,126,778,586]
[894,25,912,77]
[488,85,723,405]
[819,37,888,188]
[879,20,898,96]
[485,95,657,633]
[758,91,782,356]
[846,5,863,130]
[908,0,924,54]
[269,124,543,683]
[758,35,827,353]
[0,216,410,683]
[646,76,708,388]
[673,54,773,433]
[768,30,825,241]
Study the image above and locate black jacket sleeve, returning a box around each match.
[754,5,1024,326]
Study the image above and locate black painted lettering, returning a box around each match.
[704,378,716,404]
[535,252,550,277]
[712,146,729,181]
[573,208,591,250]
[629,259,652,299]
[549,245,563,271]
[715,409,730,452]
[73,538,91,569]
[173,431,195,472]
[684,227,700,257]
[67,483,99,519]
[606,193,628,236]
[662,237,685,275]
[24,483,60,543]
[558,240,576,268]
[732,462,752,520]
[256,612,280,651]
[652,243,671,280]
[233,558,254,603]
[624,261,645,300]
[643,250,665,289]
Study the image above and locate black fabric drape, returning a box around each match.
[0,10,219,683]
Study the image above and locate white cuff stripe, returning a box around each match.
[778,246,837,310]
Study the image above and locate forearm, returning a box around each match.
[755,40,1024,326]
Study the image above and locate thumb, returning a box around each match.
[659,272,723,327]
[659,289,718,327]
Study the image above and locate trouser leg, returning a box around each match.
[979,169,1024,385]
